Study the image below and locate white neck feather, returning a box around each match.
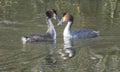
[47,19,56,40]
[63,21,72,38]
[63,37,72,49]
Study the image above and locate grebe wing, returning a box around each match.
[72,28,99,39]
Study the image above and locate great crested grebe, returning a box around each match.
[58,12,100,39]
[21,9,60,44]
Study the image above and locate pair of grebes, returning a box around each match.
[21,9,99,60]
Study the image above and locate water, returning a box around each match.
[0,0,120,72]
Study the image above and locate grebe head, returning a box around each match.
[46,9,60,22]
[58,12,73,25]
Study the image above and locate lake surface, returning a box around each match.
[0,0,120,72]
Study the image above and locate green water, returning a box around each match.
[0,0,120,72]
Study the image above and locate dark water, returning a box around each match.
[0,0,120,72]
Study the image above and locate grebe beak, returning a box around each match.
[57,16,66,26]
[57,19,63,26]
[53,14,60,23]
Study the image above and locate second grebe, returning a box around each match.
[58,12,100,39]
[21,9,60,44]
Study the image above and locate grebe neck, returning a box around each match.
[63,21,72,38]
[47,18,56,40]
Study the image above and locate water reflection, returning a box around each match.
[58,37,75,60]
[0,20,17,24]
[22,41,57,64]
[45,41,57,64]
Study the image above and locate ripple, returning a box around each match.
[0,20,16,24]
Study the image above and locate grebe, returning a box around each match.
[21,9,60,44]
[58,12,100,39]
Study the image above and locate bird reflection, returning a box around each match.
[45,41,57,64]
[58,37,75,60]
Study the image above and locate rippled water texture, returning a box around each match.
[0,0,120,72]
